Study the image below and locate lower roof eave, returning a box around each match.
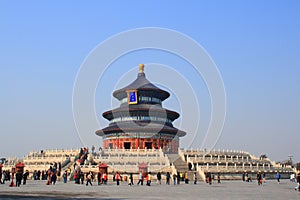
[95,128,186,137]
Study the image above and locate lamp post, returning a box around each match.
[288,155,293,166]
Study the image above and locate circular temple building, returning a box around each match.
[95,64,186,153]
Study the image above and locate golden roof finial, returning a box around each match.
[139,64,144,73]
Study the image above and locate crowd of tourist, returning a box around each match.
[240,170,300,192]
[0,170,11,184]
[46,162,62,185]
[1,165,300,192]
[292,172,300,191]
[1,147,299,192]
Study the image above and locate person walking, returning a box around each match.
[129,173,134,186]
[177,172,180,185]
[295,172,300,191]
[173,173,177,185]
[97,171,102,185]
[206,173,212,185]
[262,172,266,183]
[16,170,23,187]
[74,170,80,184]
[137,171,143,185]
[184,171,189,184]
[103,172,108,184]
[276,172,281,184]
[0,168,2,184]
[50,171,57,185]
[217,173,221,184]
[166,172,170,185]
[180,172,183,182]
[46,168,52,185]
[23,170,29,185]
[146,172,151,186]
[290,173,295,182]
[257,171,262,186]
[1,171,6,184]
[86,172,93,186]
[63,170,68,183]
[157,172,161,184]
[193,172,197,184]
[80,171,84,184]
[115,171,121,186]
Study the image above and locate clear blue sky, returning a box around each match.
[1,1,299,163]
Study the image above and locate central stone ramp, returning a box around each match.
[166,154,203,182]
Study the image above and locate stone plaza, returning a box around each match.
[0,179,299,199]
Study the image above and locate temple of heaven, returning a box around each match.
[96,64,186,153]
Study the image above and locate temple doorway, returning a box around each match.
[145,142,152,149]
[124,142,131,149]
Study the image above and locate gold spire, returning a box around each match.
[139,64,144,73]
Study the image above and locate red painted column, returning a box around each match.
[135,138,139,149]
[116,138,119,149]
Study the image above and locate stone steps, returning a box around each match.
[166,154,204,182]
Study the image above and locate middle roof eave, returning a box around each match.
[102,105,180,121]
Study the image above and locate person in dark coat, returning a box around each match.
[157,172,161,184]
[129,173,134,186]
[63,170,68,183]
[257,171,262,186]
[177,172,180,184]
[166,172,170,185]
[51,171,57,185]
[206,172,212,185]
[173,173,177,185]
[16,170,23,187]
[0,169,2,184]
[80,171,85,184]
[23,170,29,185]
[296,173,300,191]
[97,171,102,185]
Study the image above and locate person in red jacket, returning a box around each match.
[115,171,121,186]
[103,173,108,184]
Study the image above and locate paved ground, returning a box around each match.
[0,179,299,199]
